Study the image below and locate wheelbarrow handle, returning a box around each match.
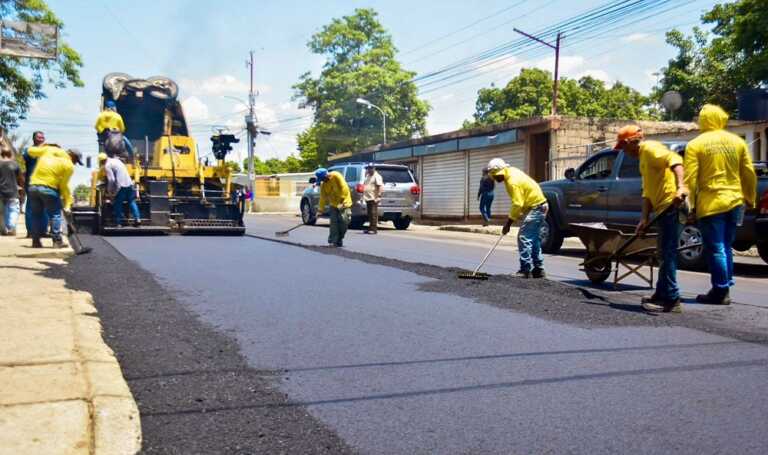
[612,204,675,260]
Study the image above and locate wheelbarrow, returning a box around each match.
[569,222,658,287]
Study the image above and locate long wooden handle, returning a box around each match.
[473,232,506,275]
[613,204,675,259]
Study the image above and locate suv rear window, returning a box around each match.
[345,166,360,183]
[377,168,414,183]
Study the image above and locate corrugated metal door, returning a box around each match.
[467,144,525,217]
[422,152,467,217]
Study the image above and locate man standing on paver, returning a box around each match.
[487,158,548,278]
[477,166,495,226]
[95,100,125,145]
[614,125,688,313]
[105,153,141,228]
[685,104,757,306]
[363,163,383,235]
[315,167,352,247]
[27,144,83,248]
[0,147,23,236]
[22,131,48,236]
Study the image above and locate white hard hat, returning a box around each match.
[487,158,507,171]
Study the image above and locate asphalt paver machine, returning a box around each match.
[73,73,245,235]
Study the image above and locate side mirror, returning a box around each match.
[309,177,317,184]
[564,168,576,180]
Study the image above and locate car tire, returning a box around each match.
[393,216,411,230]
[678,224,705,269]
[758,241,768,265]
[301,200,316,225]
[349,216,365,230]
[540,213,564,254]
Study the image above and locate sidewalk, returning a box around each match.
[0,226,141,454]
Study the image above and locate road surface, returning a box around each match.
[82,215,768,454]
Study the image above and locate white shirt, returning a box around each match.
[105,157,133,192]
[363,171,383,202]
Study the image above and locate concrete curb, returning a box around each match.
[1,232,142,453]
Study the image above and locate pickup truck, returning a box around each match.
[540,144,768,267]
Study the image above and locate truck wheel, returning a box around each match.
[301,200,316,225]
[758,242,768,265]
[541,213,564,254]
[585,257,611,284]
[393,216,411,230]
[678,224,705,269]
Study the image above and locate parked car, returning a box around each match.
[539,143,768,267]
[300,162,421,230]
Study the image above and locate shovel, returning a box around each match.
[458,231,506,280]
[275,223,305,237]
[64,211,92,255]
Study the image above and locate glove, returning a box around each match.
[502,219,513,235]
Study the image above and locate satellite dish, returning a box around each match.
[661,91,683,112]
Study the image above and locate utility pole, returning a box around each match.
[245,50,257,211]
[513,29,562,116]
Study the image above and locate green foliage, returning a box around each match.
[293,8,429,166]
[73,184,90,202]
[0,1,84,129]
[242,154,311,175]
[466,68,657,127]
[224,160,241,173]
[653,0,767,120]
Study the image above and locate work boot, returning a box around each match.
[515,270,531,279]
[336,240,343,247]
[531,268,546,279]
[133,219,141,228]
[7,229,16,237]
[642,298,682,314]
[641,293,662,304]
[52,239,65,249]
[696,289,731,305]
[31,238,43,248]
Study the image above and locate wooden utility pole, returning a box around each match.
[513,29,563,116]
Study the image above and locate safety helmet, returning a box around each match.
[314,167,328,182]
[105,100,116,109]
[98,152,108,162]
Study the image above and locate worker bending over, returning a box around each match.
[105,153,141,228]
[315,167,352,247]
[685,104,757,305]
[615,126,687,313]
[27,144,83,248]
[487,158,548,278]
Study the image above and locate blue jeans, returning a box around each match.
[25,194,48,234]
[28,186,62,241]
[655,208,682,301]
[479,192,494,222]
[1,197,20,233]
[698,206,740,296]
[518,203,547,272]
[113,186,141,225]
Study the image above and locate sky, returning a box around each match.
[13,0,721,185]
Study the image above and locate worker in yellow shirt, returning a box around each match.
[614,126,688,313]
[315,167,352,247]
[685,104,757,305]
[94,100,125,144]
[27,144,83,248]
[487,158,548,278]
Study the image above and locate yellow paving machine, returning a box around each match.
[73,73,245,235]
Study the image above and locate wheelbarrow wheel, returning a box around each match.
[585,257,611,284]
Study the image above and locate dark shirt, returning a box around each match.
[478,175,495,197]
[0,159,21,199]
[22,149,37,191]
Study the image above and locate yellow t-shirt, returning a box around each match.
[639,140,683,212]
[28,145,74,209]
[94,110,126,133]
[490,166,546,221]
[318,171,352,210]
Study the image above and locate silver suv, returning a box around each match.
[300,163,420,230]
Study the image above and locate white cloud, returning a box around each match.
[622,33,654,43]
[181,96,209,122]
[575,69,613,83]
[180,74,271,96]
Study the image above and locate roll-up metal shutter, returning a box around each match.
[467,144,525,217]
[422,152,467,217]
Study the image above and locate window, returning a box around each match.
[377,168,414,183]
[618,154,640,178]
[577,152,617,180]
[344,166,360,182]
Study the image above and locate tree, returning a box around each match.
[466,68,656,127]
[225,160,241,173]
[652,0,767,120]
[294,8,429,166]
[73,184,90,203]
[0,1,84,129]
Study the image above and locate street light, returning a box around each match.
[356,98,386,144]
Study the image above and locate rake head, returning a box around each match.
[275,231,290,237]
[457,272,490,280]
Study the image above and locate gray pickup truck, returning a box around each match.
[540,144,768,267]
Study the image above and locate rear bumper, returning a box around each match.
[350,200,420,219]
